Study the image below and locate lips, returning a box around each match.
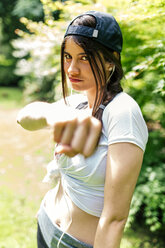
[69,77,83,83]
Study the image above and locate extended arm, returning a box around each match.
[16,101,77,131]
[94,143,144,248]
[17,101,101,157]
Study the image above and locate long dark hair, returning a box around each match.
[61,15,124,121]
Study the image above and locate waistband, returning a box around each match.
[38,203,93,248]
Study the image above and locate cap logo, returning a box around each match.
[92,29,98,38]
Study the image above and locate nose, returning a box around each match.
[68,59,80,75]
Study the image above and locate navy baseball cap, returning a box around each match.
[64,11,123,53]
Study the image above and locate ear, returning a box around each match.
[105,62,114,71]
[113,51,120,60]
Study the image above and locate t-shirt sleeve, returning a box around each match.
[102,98,148,151]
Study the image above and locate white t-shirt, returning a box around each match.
[43,92,148,217]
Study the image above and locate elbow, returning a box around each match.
[109,217,127,229]
[99,213,128,230]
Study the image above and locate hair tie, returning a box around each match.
[99,104,105,110]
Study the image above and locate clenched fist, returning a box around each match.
[53,114,101,157]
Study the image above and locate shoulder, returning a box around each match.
[102,92,145,128]
[103,92,141,119]
[102,92,148,151]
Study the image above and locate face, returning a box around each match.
[63,37,97,97]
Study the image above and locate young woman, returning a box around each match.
[17,11,148,248]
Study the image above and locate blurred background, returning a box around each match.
[0,0,164,247]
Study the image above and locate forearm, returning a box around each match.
[17,102,51,131]
[17,101,80,131]
[94,218,127,248]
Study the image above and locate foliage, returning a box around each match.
[127,130,165,234]
[0,0,44,86]
[0,0,21,86]
[12,18,62,102]
[117,0,165,126]
[0,37,19,86]
[119,2,165,233]
[13,0,44,21]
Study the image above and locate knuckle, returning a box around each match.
[53,121,63,129]
[78,115,90,125]
[83,147,93,158]
[71,139,84,153]
[61,128,74,145]
[66,118,76,125]
[71,131,86,153]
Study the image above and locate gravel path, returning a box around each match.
[0,107,53,201]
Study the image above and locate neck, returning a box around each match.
[85,91,96,109]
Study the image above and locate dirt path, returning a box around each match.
[0,107,53,201]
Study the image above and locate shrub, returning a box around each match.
[119,0,165,125]
[127,130,165,234]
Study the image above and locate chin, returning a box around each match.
[71,85,84,92]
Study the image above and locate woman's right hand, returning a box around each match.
[52,112,102,157]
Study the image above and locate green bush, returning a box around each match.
[0,15,20,86]
[0,0,45,86]
[13,0,44,21]
[119,0,165,125]
[12,17,63,102]
[127,130,165,234]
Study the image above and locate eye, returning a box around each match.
[81,55,88,61]
[64,53,71,60]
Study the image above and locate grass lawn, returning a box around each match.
[0,187,38,248]
[0,87,163,248]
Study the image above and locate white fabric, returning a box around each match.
[44,92,148,217]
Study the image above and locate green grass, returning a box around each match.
[0,187,38,248]
[0,87,24,108]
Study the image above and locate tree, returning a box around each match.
[0,0,44,86]
[0,0,21,85]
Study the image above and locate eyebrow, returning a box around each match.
[64,51,87,56]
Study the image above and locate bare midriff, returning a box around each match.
[45,182,99,246]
